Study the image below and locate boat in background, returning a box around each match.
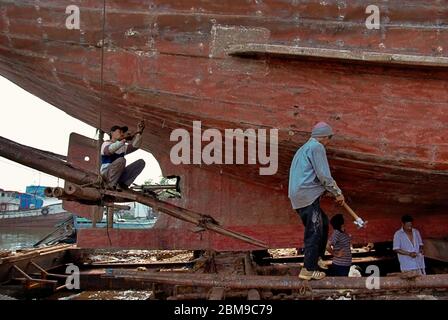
[0,187,72,228]
[74,216,157,230]
[0,202,72,229]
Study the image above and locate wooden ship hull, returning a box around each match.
[0,1,447,250]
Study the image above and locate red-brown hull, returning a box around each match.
[1,1,447,250]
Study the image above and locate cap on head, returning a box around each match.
[110,125,128,134]
[311,121,334,138]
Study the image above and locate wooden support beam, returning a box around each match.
[108,270,448,291]
[13,265,32,280]
[247,289,261,300]
[65,183,102,202]
[0,245,73,264]
[134,185,178,191]
[169,291,251,300]
[29,261,48,279]
[12,277,58,286]
[12,264,58,290]
[0,137,99,186]
[227,44,448,68]
[423,239,448,263]
[107,207,113,229]
[104,203,131,211]
[208,287,226,300]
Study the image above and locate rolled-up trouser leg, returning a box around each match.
[296,198,323,271]
[118,159,146,187]
[103,157,126,187]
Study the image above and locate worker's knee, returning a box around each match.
[113,157,126,168]
[135,159,145,169]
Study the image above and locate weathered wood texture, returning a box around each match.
[0,1,447,249]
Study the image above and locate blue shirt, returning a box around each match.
[393,227,425,273]
[100,141,127,173]
[288,138,341,209]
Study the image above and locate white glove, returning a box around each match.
[354,217,366,228]
[132,133,142,148]
[108,140,125,153]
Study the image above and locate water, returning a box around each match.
[0,227,54,250]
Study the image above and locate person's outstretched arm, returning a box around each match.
[309,144,342,197]
[126,133,143,155]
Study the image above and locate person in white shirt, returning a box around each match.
[393,215,426,275]
[100,123,145,190]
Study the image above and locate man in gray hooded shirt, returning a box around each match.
[289,122,344,280]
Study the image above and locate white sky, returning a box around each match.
[0,76,162,193]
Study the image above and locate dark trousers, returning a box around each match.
[330,264,350,277]
[296,198,329,271]
[103,158,146,187]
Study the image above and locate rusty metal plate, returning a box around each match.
[63,133,103,222]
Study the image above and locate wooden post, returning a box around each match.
[107,207,113,229]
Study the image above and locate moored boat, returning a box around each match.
[0,203,72,229]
